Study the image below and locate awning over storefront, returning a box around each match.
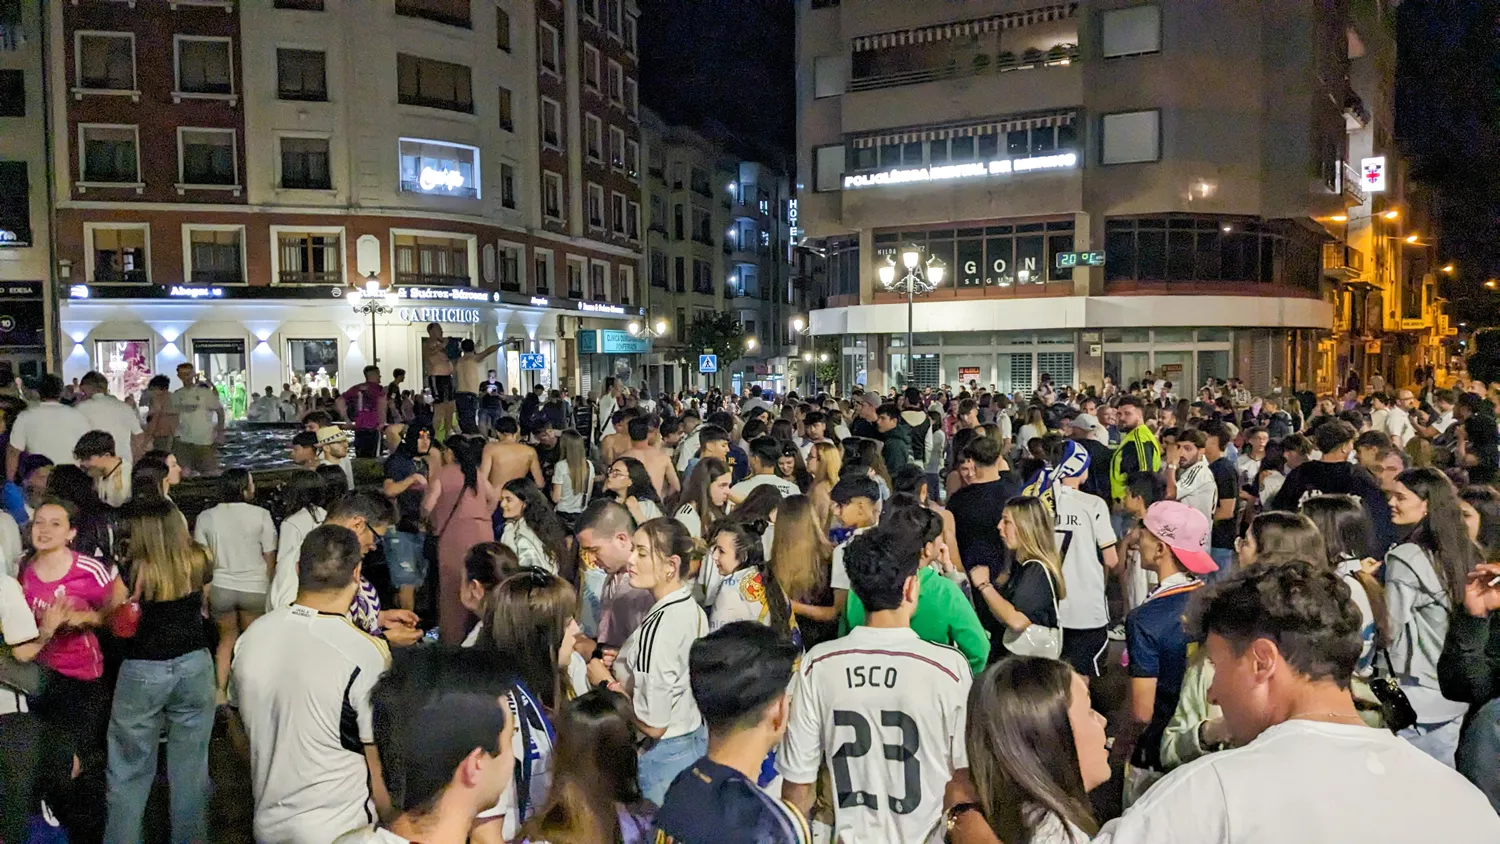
[849,111,1076,149]
[850,3,1078,52]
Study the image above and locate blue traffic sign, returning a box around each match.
[519,353,546,371]
[698,354,718,373]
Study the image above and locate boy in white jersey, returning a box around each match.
[1046,441,1120,680]
[778,531,971,844]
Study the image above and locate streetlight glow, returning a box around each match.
[803,352,813,362]
[1382,210,1400,220]
[878,263,896,285]
[1443,264,1455,273]
[1405,234,1419,244]
[902,249,920,270]
[1330,214,1348,222]
[627,320,641,335]
[792,316,805,332]
[929,264,945,285]
[745,336,757,351]
[654,319,667,335]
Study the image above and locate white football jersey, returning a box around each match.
[1053,485,1118,630]
[778,626,971,844]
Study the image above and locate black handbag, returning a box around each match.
[0,645,42,698]
[1370,647,1418,734]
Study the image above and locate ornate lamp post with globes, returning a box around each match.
[347,271,401,366]
[878,246,945,386]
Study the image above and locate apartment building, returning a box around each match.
[640,107,798,393]
[48,0,643,403]
[798,0,1444,395]
[0,0,53,376]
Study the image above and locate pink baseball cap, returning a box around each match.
[1143,500,1218,574]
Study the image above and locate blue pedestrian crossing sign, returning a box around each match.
[698,354,718,373]
[519,353,545,371]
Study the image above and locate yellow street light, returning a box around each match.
[1382,210,1400,220]
[1330,214,1348,222]
[654,319,667,335]
[1486,279,1497,289]
[878,263,896,285]
[802,352,813,362]
[1442,264,1455,274]
[1405,234,1420,244]
[902,248,921,270]
[791,316,805,333]
[745,336,758,351]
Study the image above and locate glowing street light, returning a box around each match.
[1382,209,1400,220]
[1442,264,1456,274]
[880,245,946,380]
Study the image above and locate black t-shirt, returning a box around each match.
[1208,456,1238,550]
[1466,413,1499,472]
[384,451,427,533]
[126,591,207,661]
[849,417,881,441]
[1270,460,1394,550]
[948,475,1021,651]
[1076,438,1113,503]
[992,559,1058,660]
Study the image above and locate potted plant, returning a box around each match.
[997,50,1017,71]
[973,53,991,73]
[1022,47,1044,66]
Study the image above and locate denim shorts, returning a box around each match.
[385,530,427,587]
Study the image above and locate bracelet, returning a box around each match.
[975,581,995,592]
[946,802,981,832]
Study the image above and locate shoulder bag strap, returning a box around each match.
[434,488,466,538]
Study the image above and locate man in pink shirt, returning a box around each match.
[337,365,387,459]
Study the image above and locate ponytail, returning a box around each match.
[639,517,705,581]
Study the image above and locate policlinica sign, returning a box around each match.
[842,152,1077,190]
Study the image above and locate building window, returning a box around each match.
[567,259,584,297]
[692,208,711,243]
[274,0,324,9]
[496,7,511,50]
[540,97,562,149]
[650,250,666,288]
[673,204,683,239]
[398,137,479,198]
[395,0,471,29]
[607,0,622,37]
[175,37,233,97]
[498,85,514,131]
[606,60,623,105]
[497,244,521,291]
[690,166,710,196]
[186,228,243,284]
[587,183,605,229]
[582,0,598,23]
[590,262,606,300]
[394,234,470,286]
[538,22,559,74]
[1102,216,1294,286]
[1101,5,1161,58]
[670,161,685,188]
[624,78,638,117]
[178,128,238,187]
[80,124,139,184]
[1101,110,1160,165]
[627,200,640,240]
[625,139,639,176]
[534,249,553,294]
[276,49,326,101]
[76,32,135,91]
[625,14,637,54]
[0,162,31,246]
[0,71,22,117]
[584,44,601,90]
[280,136,331,189]
[397,53,473,113]
[542,171,563,220]
[277,230,342,284]
[813,55,847,98]
[674,256,685,292]
[693,259,711,294]
[500,162,516,208]
[585,114,603,161]
[618,265,634,304]
[609,126,625,170]
[611,192,626,234]
[88,225,149,283]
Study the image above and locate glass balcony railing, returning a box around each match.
[848,43,1079,93]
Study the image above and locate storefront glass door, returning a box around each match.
[194,339,248,420]
[95,339,152,400]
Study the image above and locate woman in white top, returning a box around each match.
[674,457,731,540]
[498,477,572,575]
[1016,406,1047,459]
[265,471,330,612]
[956,657,1109,844]
[586,518,708,805]
[604,457,663,523]
[707,522,797,642]
[194,468,277,702]
[551,429,595,519]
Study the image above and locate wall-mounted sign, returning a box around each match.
[397,307,481,324]
[169,286,224,299]
[400,286,491,303]
[519,353,546,370]
[579,301,626,315]
[1360,156,1386,193]
[1055,251,1107,269]
[529,296,550,307]
[843,152,1077,190]
[68,284,344,301]
[699,354,719,373]
[577,329,650,355]
[0,229,24,247]
[398,138,480,199]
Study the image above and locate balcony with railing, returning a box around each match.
[848,42,1079,93]
[1340,161,1367,208]
[1322,242,1366,283]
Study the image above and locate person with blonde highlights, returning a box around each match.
[971,496,1065,661]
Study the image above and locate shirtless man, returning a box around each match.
[622,415,679,500]
[480,416,544,494]
[420,323,457,435]
[599,407,636,467]
[454,338,501,435]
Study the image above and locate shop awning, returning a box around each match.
[849,111,1075,149]
[850,3,1078,52]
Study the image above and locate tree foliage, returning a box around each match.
[683,311,745,368]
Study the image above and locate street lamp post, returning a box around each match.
[626,316,670,394]
[878,247,946,385]
[347,271,400,366]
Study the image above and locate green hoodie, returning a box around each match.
[1110,423,1162,502]
[844,565,990,676]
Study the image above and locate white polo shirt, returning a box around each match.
[76,393,143,461]
[10,401,91,467]
[231,604,390,844]
[612,584,707,740]
[194,501,278,594]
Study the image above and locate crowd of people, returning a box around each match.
[3,359,1500,844]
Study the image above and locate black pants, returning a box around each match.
[353,427,381,458]
[456,392,480,434]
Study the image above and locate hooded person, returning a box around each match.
[899,387,932,466]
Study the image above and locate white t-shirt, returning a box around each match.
[194,502,278,593]
[709,566,771,632]
[10,401,91,466]
[334,828,410,844]
[1053,485,1117,630]
[169,385,223,445]
[0,573,39,715]
[612,584,707,740]
[778,626,971,844]
[267,507,327,612]
[76,393,143,461]
[551,459,594,513]
[1094,720,1500,844]
[731,473,802,501]
[0,511,22,578]
[501,519,556,574]
[231,604,391,844]
[829,526,873,592]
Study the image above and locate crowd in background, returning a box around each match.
[2,358,1500,843]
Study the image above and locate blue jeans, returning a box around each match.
[1399,715,1463,768]
[385,530,426,588]
[1458,698,1500,810]
[105,649,216,844]
[638,725,707,805]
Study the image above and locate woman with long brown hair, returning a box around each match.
[1301,495,1389,677]
[807,440,842,528]
[950,657,1107,844]
[517,690,656,844]
[770,494,838,646]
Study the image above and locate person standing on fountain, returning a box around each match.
[421,323,458,439]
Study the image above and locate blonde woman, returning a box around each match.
[551,429,596,523]
[968,496,1065,660]
[105,498,216,844]
[772,494,839,646]
[808,440,842,528]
